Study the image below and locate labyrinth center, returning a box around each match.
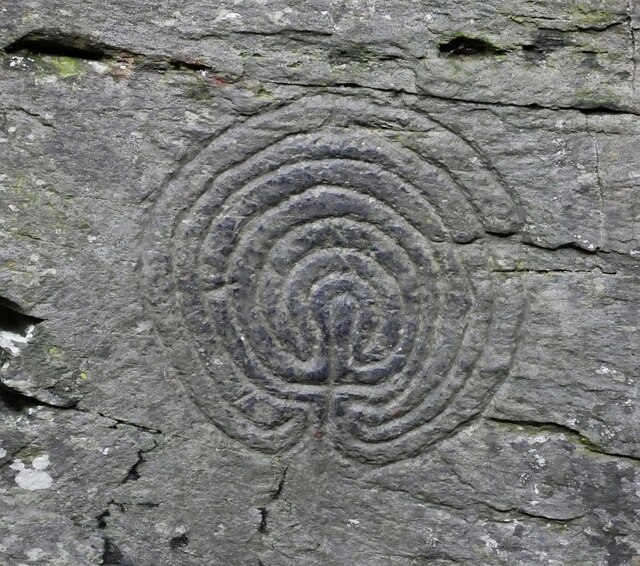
[142,96,525,463]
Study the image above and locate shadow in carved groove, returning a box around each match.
[140,95,526,464]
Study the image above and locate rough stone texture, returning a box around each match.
[0,1,638,565]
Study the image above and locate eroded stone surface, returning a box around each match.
[0,1,638,564]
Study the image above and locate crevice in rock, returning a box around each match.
[359,475,585,526]
[0,296,43,337]
[573,105,633,115]
[0,383,42,411]
[417,87,638,115]
[120,439,158,484]
[491,266,608,274]
[632,36,638,90]
[4,30,108,60]
[12,106,55,127]
[257,79,640,115]
[487,417,640,464]
[520,239,599,255]
[270,466,288,501]
[96,509,110,530]
[0,382,78,411]
[484,230,521,239]
[585,118,607,250]
[231,28,334,39]
[329,45,402,64]
[3,29,213,73]
[481,500,586,524]
[102,537,131,566]
[122,452,143,483]
[439,36,507,57]
[95,411,163,435]
[257,507,268,533]
[169,533,189,549]
[5,30,638,115]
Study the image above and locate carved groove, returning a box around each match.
[141,96,525,463]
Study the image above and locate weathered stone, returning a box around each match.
[0,1,638,564]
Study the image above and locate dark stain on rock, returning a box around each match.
[439,36,506,57]
[102,538,132,566]
[522,30,573,60]
[169,533,189,549]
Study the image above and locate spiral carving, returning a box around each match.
[141,96,525,463]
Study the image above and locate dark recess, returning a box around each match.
[102,538,132,566]
[439,36,506,56]
[258,507,268,533]
[521,30,571,61]
[96,510,110,530]
[0,383,42,411]
[0,296,43,335]
[4,30,107,60]
[3,29,212,72]
[169,533,189,549]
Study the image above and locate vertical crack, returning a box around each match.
[629,0,638,91]
[257,507,268,533]
[585,116,606,249]
[271,466,288,500]
[255,466,288,535]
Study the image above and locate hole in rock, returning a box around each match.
[96,510,110,530]
[439,36,505,56]
[0,297,43,335]
[0,297,43,362]
[0,383,41,411]
[4,30,107,60]
[102,538,131,566]
[169,534,189,549]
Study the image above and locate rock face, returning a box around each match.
[0,1,638,565]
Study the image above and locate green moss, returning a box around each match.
[10,175,29,194]
[46,55,86,78]
[579,435,600,451]
[255,87,274,98]
[574,88,622,109]
[569,5,617,26]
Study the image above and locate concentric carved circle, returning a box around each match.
[141,95,525,463]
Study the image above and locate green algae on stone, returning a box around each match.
[568,5,620,27]
[46,55,86,78]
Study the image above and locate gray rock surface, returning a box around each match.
[0,1,638,564]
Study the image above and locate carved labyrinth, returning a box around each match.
[141,96,525,463]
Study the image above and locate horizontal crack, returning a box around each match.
[490,267,609,274]
[4,29,638,116]
[256,79,640,115]
[0,382,77,410]
[3,29,213,72]
[480,500,586,524]
[487,417,640,464]
[0,382,164,437]
[231,28,334,38]
[94,411,163,435]
[417,88,639,116]
[520,239,599,255]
